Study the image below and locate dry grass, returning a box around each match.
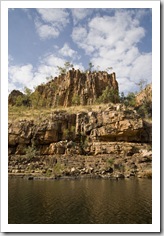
[8,103,109,122]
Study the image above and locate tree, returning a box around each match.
[106,67,113,73]
[57,66,66,75]
[24,87,32,97]
[46,75,53,81]
[120,92,125,103]
[136,85,152,118]
[15,95,25,107]
[124,92,136,107]
[97,87,119,104]
[136,101,152,118]
[57,61,74,75]
[88,62,94,72]
[23,87,32,106]
[31,90,41,108]
[64,61,73,71]
[136,79,147,91]
[15,87,32,107]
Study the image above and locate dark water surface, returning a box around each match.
[8,178,152,224]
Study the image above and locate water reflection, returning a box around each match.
[8,178,152,224]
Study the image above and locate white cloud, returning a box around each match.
[117,77,136,94]
[8,53,85,93]
[36,8,69,28]
[9,64,33,84]
[59,43,78,58]
[72,26,87,43]
[73,63,84,71]
[72,10,151,94]
[8,64,34,92]
[73,12,145,54]
[71,9,92,25]
[41,53,84,71]
[72,26,95,54]
[130,53,152,84]
[35,20,59,39]
[41,54,65,68]
[8,62,57,92]
[35,9,69,40]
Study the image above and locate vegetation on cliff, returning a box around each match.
[8,68,152,120]
[9,68,119,107]
[8,68,152,179]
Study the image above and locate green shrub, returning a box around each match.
[97,87,119,104]
[24,144,37,160]
[53,163,64,175]
[124,92,136,107]
[136,101,152,118]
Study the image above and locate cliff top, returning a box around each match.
[8,68,152,122]
[8,69,119,108]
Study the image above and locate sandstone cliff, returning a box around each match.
[135,83,152,107]
[9,69,119,107]
[8,69,152,179]
[8,104,152,179]
[35,70,118,107]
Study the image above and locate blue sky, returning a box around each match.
[8,8,152,94]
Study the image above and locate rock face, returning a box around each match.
[8,90,24,106]
[8,104,152,179]
[9,70,118,107]
[8,70,152,179]
[135,84,152,107]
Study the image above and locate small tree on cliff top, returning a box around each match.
[88,62,94,72]
[136,79,147,92]
[64,61,73,70]
[57,61,73,75]
[106,67,113,73]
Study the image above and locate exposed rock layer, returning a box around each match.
[135,84,152,107]
[36,70,118,106]
[8,104,152,179]
[8,70,119,107]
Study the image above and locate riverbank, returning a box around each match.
[8,172,152,180]
[8,151,152,180]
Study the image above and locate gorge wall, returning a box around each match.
[135,83,152,107]
[8,103,152,179]
[8,70,152,179]
[35,70,118,107]
[9,69,119,107]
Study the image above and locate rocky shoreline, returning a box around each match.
[8,150,152,180]
[8,171,152,181]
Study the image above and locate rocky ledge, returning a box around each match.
[8,103,152,179]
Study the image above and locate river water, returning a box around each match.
[8,178,152,224]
